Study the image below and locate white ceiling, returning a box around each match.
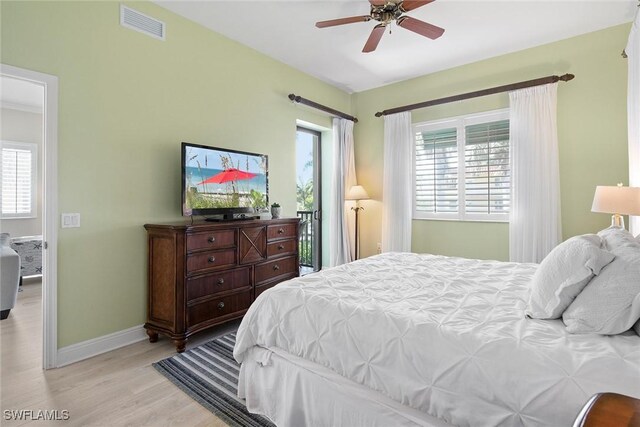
[0,76,44,112]
[158,1,636,93]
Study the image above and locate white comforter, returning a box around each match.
[234,253,640,426]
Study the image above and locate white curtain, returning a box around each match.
[330,118,356,266]
[382,112,413,252]
[627,9,640,236]
[509,83,562,263]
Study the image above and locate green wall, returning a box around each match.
[1,1,350,347]
[1,0,632,347]
[353,23,630,261]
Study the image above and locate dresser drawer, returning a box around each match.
[267,223,297,241]
[267,238,297,259]
[255,256,297,285]
[187,248,236,274]
[187,229,236,252]
[187,290,251,328]
[186,267,251,301]
[255,274,296,299]
[255,282,273,299]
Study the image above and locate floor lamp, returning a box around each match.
[346,185,370,260]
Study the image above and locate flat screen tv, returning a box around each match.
[182,142,268,219]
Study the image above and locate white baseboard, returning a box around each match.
[56,324,147,368]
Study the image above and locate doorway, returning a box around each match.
[1,64,58,369]
[296,126,322,273]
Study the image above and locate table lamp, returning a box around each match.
[345,185,370,260]
[591,183,640,229]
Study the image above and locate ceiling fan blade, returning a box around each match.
[400,0,436,12]
[363,24,386,53]
[397,16,444,40]
[316,16,371,28]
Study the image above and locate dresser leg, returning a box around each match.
[173,339,187,353]
[146,329,159,343]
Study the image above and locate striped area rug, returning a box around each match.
[153,332,274,427]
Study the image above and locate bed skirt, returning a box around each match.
[238,346,452,427]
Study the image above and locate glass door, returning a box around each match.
[296,127,321,273]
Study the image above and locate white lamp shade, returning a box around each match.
[591,186,640,215]
[346,185,370,201]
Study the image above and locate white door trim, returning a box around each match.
[1,63,59,369]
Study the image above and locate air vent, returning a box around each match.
[120,5,165,40]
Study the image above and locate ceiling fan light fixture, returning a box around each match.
[316,0,444,53]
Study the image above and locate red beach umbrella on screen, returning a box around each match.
[197,168,257,185]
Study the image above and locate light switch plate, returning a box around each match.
[61,213,81,228]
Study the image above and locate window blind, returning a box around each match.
[413,110,510,221]
[464,120,510,215]
[415,127,458,214]
[2,147,33,216]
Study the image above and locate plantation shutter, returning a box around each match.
[415,127,458,214]
[464,120,510,215]
[2,147,34,216]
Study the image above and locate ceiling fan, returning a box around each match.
[316,0,444,53]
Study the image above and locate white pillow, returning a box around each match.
[598,227,637,250]
[526,234,615,319]
[563,244,640,335]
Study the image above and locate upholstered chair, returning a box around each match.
[1,233,21,320]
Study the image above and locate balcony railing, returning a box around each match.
[297,210,313,268]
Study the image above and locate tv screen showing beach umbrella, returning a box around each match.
[198,168,257,185]
[183,144,268,213]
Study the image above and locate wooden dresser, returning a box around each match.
[144,218,300,352]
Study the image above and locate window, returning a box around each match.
[413,110,510,221]
[2,141,37,218]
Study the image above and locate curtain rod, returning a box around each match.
[288,93,358,123]
[374,73,575,118]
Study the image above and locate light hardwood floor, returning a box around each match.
[1,279,237,426]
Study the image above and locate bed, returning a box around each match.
[233,252,640,427]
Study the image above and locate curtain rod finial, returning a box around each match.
[375,112,383,117]
[288,93,296,101]
[559,74,575,82]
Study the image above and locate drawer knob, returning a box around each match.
[278,244,285,250]
[278,228,284,234]
[208,236,216,243]
[273,264,280,271]
[217,278,225,285]
[217,302,225,310]
[208,256,216,263]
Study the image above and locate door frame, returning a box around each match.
[1,63,59,369]
[296,126,322,271]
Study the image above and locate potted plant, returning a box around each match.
[270,202,281,219]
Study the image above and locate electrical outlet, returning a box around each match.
[377,242,382,254]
